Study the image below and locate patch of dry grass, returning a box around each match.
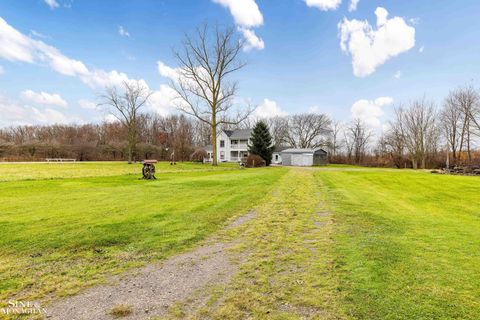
[109,304,133,318]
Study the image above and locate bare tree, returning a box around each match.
[383,122,406,168]
[99,81,152,164]
[346,119,372,164]
[394,99,439,169]
[172,24,250,165]
[327,120,343,160]
[192,120,211,147]
[266,116,289,147]
[469,91,480,135]
[441,91,463,165]
[284,113,331,148]
[445,86,479,164]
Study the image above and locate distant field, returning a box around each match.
[0,162,286,302]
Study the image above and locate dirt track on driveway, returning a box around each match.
[45,211,257,320]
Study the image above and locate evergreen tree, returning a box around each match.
[248,121,274,166]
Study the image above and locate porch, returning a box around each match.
[230,150,248,162]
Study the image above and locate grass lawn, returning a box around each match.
[1,163,479,319]
[316,168,480,319]
[0,161,237,181]
[0,162,287,303]
[179,168,480,319]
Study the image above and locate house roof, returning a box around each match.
[203,145,213,151]
[223,129,252,139]
[281,148,327,154]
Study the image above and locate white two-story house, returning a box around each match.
[204,129,252,162]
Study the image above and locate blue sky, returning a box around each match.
[1,0,480,129]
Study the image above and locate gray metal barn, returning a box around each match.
[280,148,328,166]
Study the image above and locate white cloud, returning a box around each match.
[32,107,68,123]
[80,69,136,89]
[0,94,72,127]
[44,0,59,9]
[419,45,424,53]
[78,99,98,110]
[212,0,263,27]
[238,27,264,51]
[104,114,118,124]
[0,96,29,126]
[348,0,359,12]
[394,70,402,79]
[20,90,68,108]
[30,30,49,39]
[118,26,130,37]
[0,17,144,89]
[157,60,206,92]
[338,7,416,77]
[254,99,288,118]
[157,61,181,82]
[148,85,179,116]
[212,0,265,51]
[304,0,342,11]
[351,96,393,128]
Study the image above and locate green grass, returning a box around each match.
[2,163,479,319]
[0,161,237,181]
[0,162,286,303]
[189,168,346,319]
[176,167,480,320]
[316,168,480,319]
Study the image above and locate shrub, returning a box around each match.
[245,154,266,168]
[190,148,208,162]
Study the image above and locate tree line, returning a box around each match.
[1,89,479,169]
[1,24,479,168]
[0,114,207,162]
[326,87,480,169]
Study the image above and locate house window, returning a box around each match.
[220,140,225,148]
[275,154,279,161]
[220,151,225,160]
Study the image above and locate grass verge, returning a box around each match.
[0,163,286,304]
[316,169,480,319]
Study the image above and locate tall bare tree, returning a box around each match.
[327,120,343,159]
[172,25,250,165]
[446,86,479,163]
[266,116,289,147]
[383,122,406,168]
[284,113,331,148]
[442,91,464,164]
[394,99,439,169]
[346,119,372,164]
[100,81,152,164]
